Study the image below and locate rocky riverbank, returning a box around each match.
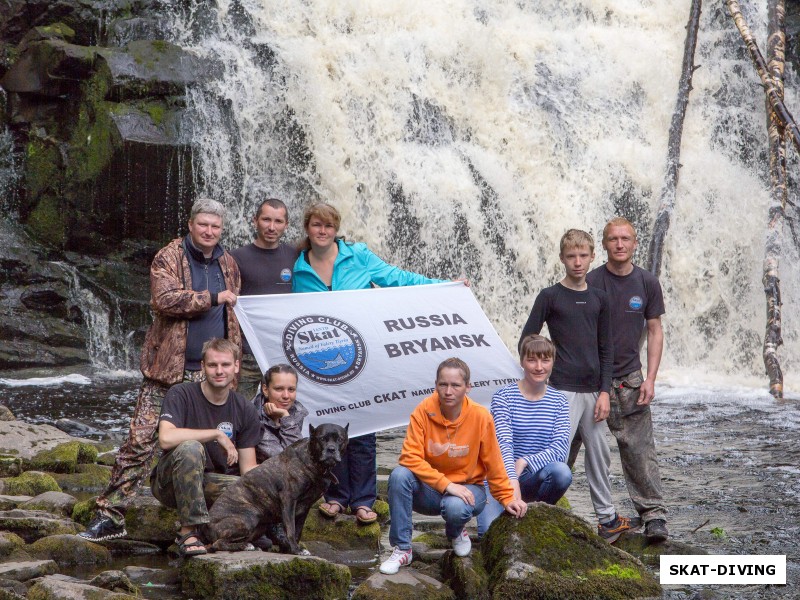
[0,404,690,600]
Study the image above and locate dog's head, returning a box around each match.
[308,423,349,469]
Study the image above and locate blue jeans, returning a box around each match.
[477,461,572,537]
[324,433,376,510]
[388,466,487,550]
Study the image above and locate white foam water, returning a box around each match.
[0,374,92,387]
[169,1,798,393]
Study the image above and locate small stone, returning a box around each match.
[0,405,15,421]
[122,565,180,586]
[89,570,138,593]
[0,472,60,496]
[27,575,139,599]
[0,509,81,543]
[352,570,455,600]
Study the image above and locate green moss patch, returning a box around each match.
[1,472,61,496]
[27,441,99,474]
[481,503,661,599]
[52,463,111,493]
[302,506,381,550]
[28,533,111,565]
[182,553,350,600]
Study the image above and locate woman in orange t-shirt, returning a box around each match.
[379,358,528,575]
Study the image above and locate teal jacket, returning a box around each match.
[292,240,443,292]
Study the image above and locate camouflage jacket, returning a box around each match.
[140,237,241,385]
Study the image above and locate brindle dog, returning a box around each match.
[203,423,348,554]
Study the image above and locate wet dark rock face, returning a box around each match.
[0,1,206,369]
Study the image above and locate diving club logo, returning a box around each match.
[628,296,643,310]
[282,315,367,385]
[280,268,292,282]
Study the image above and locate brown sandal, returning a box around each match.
[354,506,377,524]
[319,501,344,518]
[175,531,207,557]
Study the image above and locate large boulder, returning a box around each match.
[480,503,662,600]
[0,532,27,559]
[51,463,112,494]
[181,552,351,600]
[0,559,57,582]
[0,421,79,460]
[122,493,179,544]
[301,504,382,552]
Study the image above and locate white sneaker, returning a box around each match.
[451,528,472,557]
[379,546,413,574]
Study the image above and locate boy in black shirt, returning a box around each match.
[519,229,632,543]
[151,338,261,556]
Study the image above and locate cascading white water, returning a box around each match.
[57,263,138,373]
[170,0,798,392]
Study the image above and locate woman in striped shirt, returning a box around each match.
[477,334,572,537]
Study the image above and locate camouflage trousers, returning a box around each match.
[150,440,238,527]
[95,370,204,524]
[568,370,667,522]
[237,353,262,403]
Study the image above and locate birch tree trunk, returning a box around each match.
[728,0,800,153]
[763,0,786,398]
[647,0,702,277]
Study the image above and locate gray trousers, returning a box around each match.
[150,440,238,528]
[562,390,616,523]
[606,371,667,522]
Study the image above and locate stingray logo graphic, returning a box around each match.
[280,268,292,282]
[629,296,643,310]
[283,315,367,385]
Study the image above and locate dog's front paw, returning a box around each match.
[298,548,311,556]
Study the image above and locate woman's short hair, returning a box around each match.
[261,363,299,387]
[299,203,342,252]
[190,198,226,222]
[435,357,470,384]
[519,334,556,362]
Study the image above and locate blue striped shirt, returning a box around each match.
[490,383,570,479]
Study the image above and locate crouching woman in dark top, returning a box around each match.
[253,364,309,463]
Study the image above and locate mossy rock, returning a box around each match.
[27,534,111,566]
[373,499,390,523]
[0,457,23,478]
[21,491,77,518]
[0,532,26,559]
[614,533,707,567]
[52,463,111,493]
[412,532,451,550]
[441,549,490,600]
[26,441,99,474]
[481,503,661,599]
[96,450,119,466]
[352,570,455,600]
[302,506,381,551]
[124,495,179,543]
[72,497,96,525]
[0,472,61,496]
[0,510,82,543]
[0,495,32,510]
[27,575,138,599]
[181,552,351,600]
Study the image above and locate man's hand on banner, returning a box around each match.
[445,482,475,506]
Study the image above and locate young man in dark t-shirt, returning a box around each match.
[230,198,300,399]
[585,217,668,542]
[151,338,261,557]
[519,229,632,543]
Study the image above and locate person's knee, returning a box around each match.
[173,440,206,469]
[441,495,473,524]
[552,462,573,489]
[388,466,415,493]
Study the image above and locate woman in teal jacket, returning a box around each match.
[293,202,443,523]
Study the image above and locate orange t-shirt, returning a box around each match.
[398,392,515,506]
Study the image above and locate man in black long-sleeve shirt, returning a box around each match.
[519,229,632,543]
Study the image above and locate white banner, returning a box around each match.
[234,282,522,437]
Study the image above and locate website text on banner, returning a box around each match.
[234,282,523,437]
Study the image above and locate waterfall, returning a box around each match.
[169,0,798,391]
[56,263,138,374]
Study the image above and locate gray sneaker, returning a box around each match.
[645,519,668,543]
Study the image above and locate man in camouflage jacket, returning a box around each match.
[80,198,242,541]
